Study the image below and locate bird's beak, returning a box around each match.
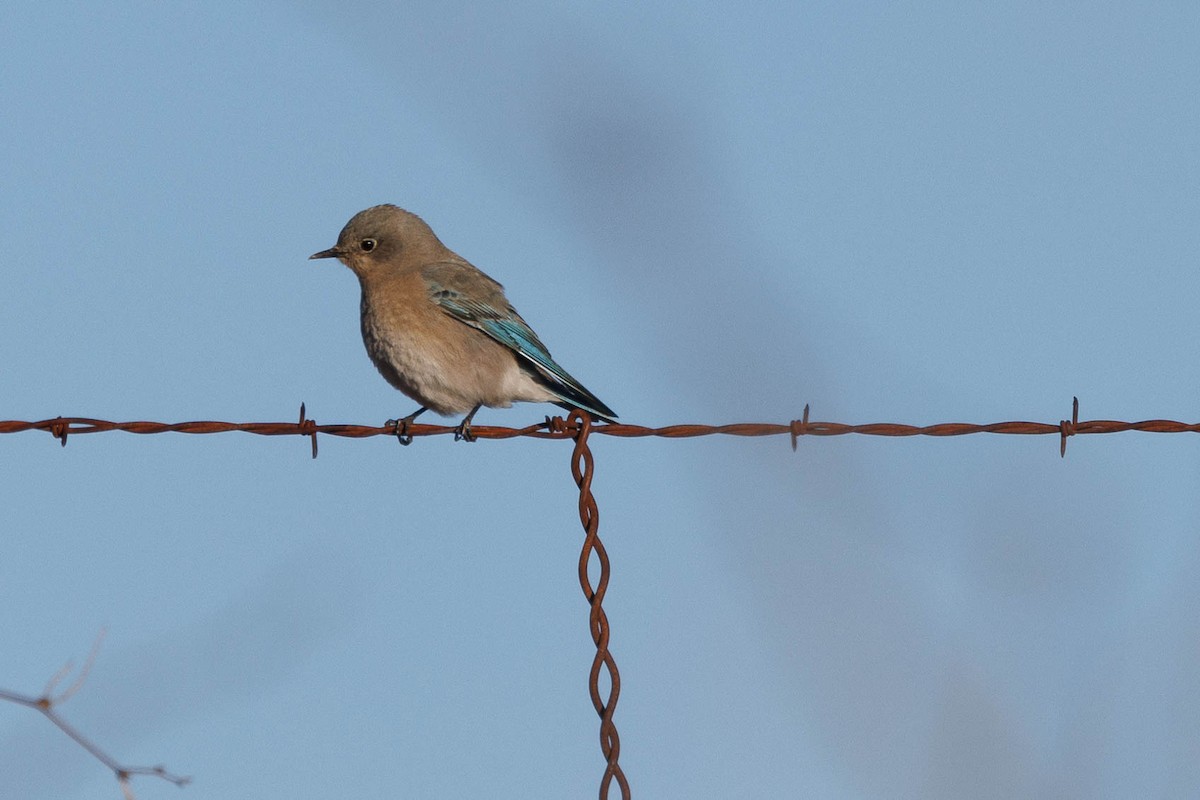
[309,247,341,260]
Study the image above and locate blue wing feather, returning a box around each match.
[423,262,617,421]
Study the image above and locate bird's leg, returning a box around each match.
[454,404,482,443]
[386,406,428,446]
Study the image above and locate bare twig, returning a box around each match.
[0,633,190,798]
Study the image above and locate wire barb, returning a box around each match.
[789,403,811,451]
[1060,396,1079,458]
[298,403,319,459]
[49,416,69,447]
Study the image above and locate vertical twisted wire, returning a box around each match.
[568,411,630,800]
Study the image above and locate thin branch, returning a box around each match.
[0,634,190,797]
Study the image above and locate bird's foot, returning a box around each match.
[387,418,414,446]
[454,404,482,443]
[453,420,476,442]
[387,407,428,446]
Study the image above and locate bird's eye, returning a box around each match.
[360,239,377,252]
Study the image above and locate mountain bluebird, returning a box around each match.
[310,204,617,442]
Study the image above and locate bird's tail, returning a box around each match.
[547,379,617,424]
[553,399,618,425]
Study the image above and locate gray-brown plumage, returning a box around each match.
[310,205,616,440]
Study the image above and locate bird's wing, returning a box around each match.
[421,260,617,420]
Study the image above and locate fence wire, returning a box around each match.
[568,411,629,798]
[6,397,1199,458]
[5,396,1200,799]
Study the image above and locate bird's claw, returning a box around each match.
[387,418,415,446]
[453,405,482,442]
[454,420,476,442]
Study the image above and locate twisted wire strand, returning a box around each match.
[568,411,630,799]
[4,398,1192,459]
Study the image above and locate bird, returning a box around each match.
[310,204,617,443]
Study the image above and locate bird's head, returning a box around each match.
[310,204,447,277]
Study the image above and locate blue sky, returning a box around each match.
[3,3,1200,798]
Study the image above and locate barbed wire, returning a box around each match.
[7,395,1200,798]
[4,397,1200,458]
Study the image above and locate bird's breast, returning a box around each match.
[358,282,542,415]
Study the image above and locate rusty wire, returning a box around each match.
[7,395,1200,798]
[3,397,1200,457]
[565,411,629,799]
